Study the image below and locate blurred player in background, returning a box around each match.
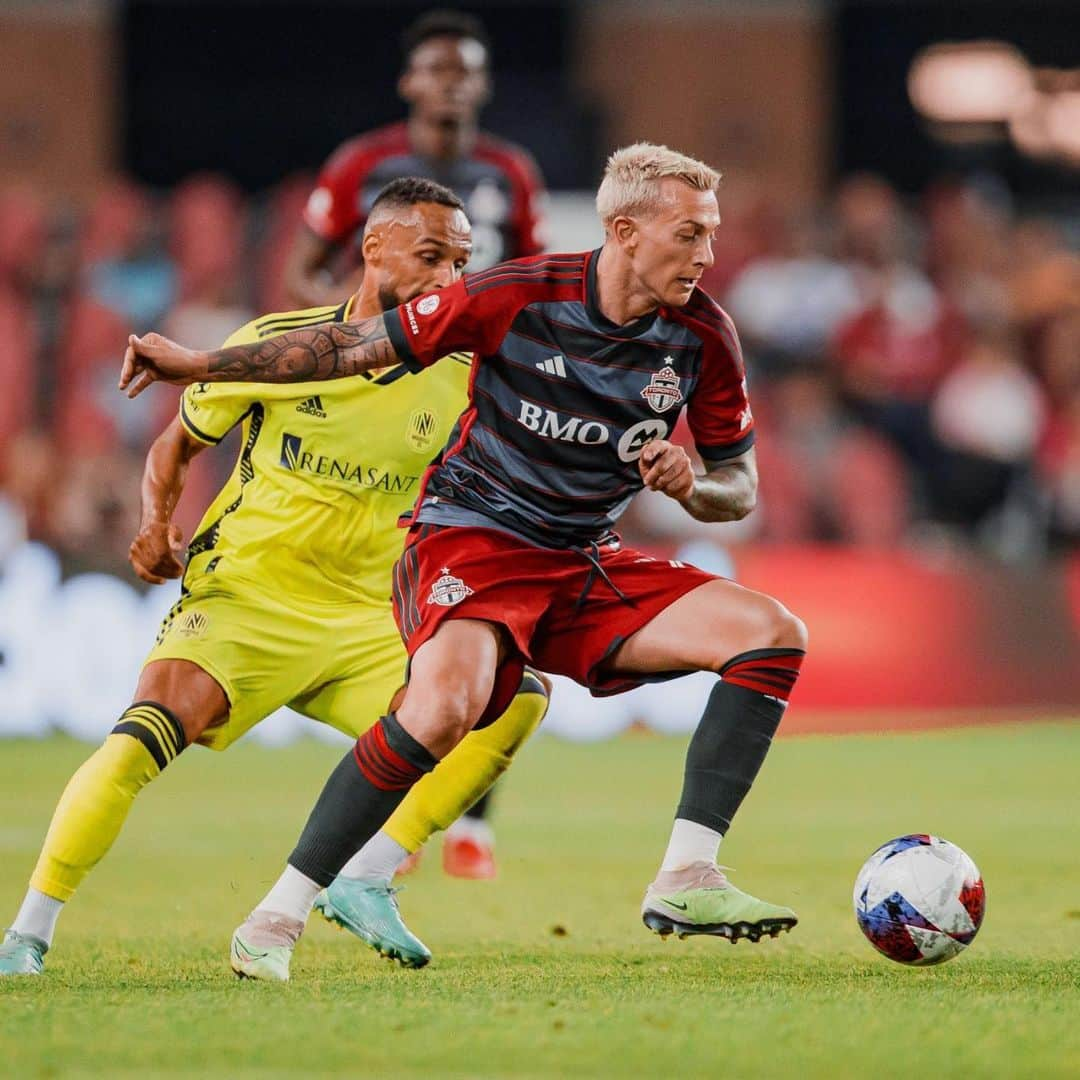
[286,8,547,879]
[0,178,549,981]
[121,144,808,977]
[287,8,546,304]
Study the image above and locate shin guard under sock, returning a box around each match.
[676,648,805,833]
[288,713,437,887]
[28,702,184,903]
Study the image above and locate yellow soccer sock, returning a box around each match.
[383,671,549,853]
[29,703,185,902]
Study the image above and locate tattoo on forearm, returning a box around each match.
[206,317,399,383]
[687,460,757,522]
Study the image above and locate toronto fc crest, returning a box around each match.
[640,363,684,414]
[428,567,474,607]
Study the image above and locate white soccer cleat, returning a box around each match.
[229,911,304,982]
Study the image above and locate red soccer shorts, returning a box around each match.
[391,524,718,725]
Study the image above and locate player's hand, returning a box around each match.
[120,333,210,399]
[129,521,186,585]
[638,439,696,502]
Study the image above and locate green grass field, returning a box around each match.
[1,722,1077,1079]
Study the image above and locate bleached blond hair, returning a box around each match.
[595,143,720,227]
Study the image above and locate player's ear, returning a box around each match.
[397,69,416,106]
[610,216,638,254]
[361,228,383,265]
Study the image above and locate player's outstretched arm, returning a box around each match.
[129,416,206,584]
[119,317,401,398]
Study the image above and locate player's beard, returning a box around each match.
[379,283,405,313]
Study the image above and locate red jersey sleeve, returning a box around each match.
[685,308,756,463]
[302,139,372,243]
[382,276,521,371]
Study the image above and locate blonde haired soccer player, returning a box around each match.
[119,142,807,964]
[0,177,549,981]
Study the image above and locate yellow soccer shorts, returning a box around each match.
[146,574,407,751]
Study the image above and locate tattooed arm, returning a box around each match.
[119,316,400,398]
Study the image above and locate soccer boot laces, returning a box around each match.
[642,861,798,943]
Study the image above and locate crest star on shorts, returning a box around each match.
[428,567,474,607]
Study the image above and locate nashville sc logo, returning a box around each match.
[279,433,419,494]
[406,408,439,453]
[640,360,684,414]
[176,611,208,638]
[428,567,474,607]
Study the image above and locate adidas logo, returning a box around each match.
[535,354,567,378]
[296,396,327,418]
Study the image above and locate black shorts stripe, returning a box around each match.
[405,545,422,636]
[395,550,414,637]
[391,556,407,635]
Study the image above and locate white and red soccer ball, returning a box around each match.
[853,834,985,965]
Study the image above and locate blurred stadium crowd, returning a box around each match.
[0,166,1078,579]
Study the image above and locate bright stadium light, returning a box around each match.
[908,42,1034,124]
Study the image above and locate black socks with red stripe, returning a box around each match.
[676,648,805,834]
[288,713,438,887]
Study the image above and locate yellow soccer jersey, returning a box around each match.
[178,299,471,607]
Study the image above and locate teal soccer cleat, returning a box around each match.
[314,879,431,968]
[642,862,798,943]
[0,929,48,975]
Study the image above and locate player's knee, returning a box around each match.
[770,603,808,651]
[739,596,808,655]
[398,685,481,753]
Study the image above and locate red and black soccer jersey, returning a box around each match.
[383,250,755,548]
[302,121,546,270]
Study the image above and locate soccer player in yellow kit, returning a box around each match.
[0,177,548,981]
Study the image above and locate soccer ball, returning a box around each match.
[853,834,985,965]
